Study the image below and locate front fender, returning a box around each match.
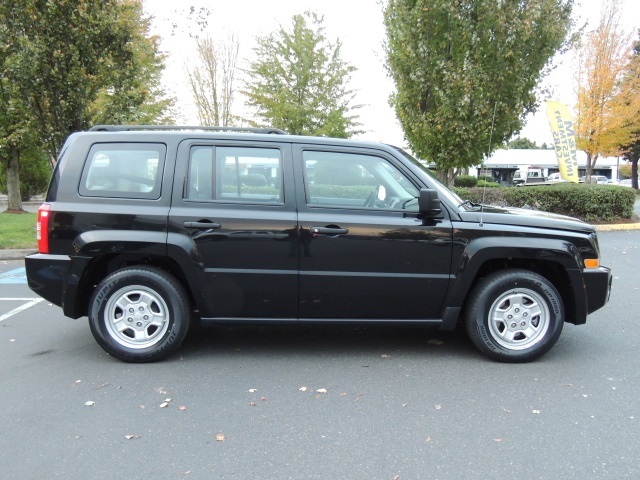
[444,235,583,311]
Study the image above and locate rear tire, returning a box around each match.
[465,269,564,363]
[89,267,190,363]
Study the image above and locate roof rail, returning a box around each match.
[89,125,288,135]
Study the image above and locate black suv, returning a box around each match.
[25,126,612,363]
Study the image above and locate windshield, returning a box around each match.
[390,147,465,207]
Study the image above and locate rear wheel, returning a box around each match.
[89,267,190,362]
[465,269,564,362]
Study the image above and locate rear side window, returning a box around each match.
[187,146,283,204]
[79,143,166,199]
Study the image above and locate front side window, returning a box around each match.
[80,143,165,199]
[187,146,283,204]
[303,150,419,210]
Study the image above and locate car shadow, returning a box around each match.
[177,322,481,361]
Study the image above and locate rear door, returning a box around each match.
[294,144,453,320]
[168,139,298,319]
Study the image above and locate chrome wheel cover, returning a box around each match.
[104,285,170,349]
[487,288,550,350]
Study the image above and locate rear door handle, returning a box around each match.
[310,226,349,235]
[184,221,222,229]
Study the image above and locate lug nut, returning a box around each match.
[511,323,517,328]
[129,308,134,313]
[523,312,528,318]
[136,322,142,327]
[143,315,149,320]
[508,314,513,319]
[127,317,133,322]
[521,321,526,327]
[515,308,520,313]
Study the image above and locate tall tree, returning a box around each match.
[619,30,640,189]
[243,12,361,137]
[574,0,640,180]
[0,0,173,210]
[187,34,240,126]
[384,0,574,185]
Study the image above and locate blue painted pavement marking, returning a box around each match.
[0,267,27,284]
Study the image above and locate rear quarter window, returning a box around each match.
[79,143,166,199]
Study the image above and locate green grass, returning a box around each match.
[0,211,37,249]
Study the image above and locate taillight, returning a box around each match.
[37,204,51,254]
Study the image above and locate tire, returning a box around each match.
[89,267,190,363]
[465,269,564,363]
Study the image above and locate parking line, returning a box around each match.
[0,298,44,322]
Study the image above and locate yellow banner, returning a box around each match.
[545,101,579,183]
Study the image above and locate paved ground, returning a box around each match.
[0,231,638,479]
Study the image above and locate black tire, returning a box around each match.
[89,266,190,363]
[465,269,564,363]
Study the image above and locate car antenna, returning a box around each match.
[479,102,498,228]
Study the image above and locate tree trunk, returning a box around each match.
[6,144,23,212]
[632,158,638,190]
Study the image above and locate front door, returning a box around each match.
[295,145,453,320]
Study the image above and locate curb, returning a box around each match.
[0,249,38,261]
[594,223,640,232]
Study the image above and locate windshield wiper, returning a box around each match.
[458,200,482,210]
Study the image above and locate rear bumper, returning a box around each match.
[584,266,612,314]
[25,253,88,319]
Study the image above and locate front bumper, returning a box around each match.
[584,266,612,314]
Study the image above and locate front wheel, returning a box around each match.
[465,269,564,363]
[89,267,190,362]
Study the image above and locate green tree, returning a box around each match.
[243,12,361,137]
[384,0,574,185]
[508,137,539,149]
[0,0,173,210]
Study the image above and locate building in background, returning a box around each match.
[472,149,620,185]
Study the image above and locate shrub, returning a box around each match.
[454,175,477,187]
[452,183,636,222]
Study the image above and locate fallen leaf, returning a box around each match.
[435,405,442,410]
[139,405,145,409]
[165,398,172,402]
[215,433,225,442]
[183,471,191,475]
[501,407,513,414]
[98,383,109,389]
[493,438,502,442]
[316,388,327,394]
[393,476,400,480]
[339,392,347,397]
[426,436,432,443]
[298,387,307,392]
[249,389,257,393]
[125,434,140,440]
[261,396,267,401]
[532,410,541,414]
[159,402,169,408]
[249,401,256,407]
[381,354,391,358]
[178,406,186,411]
[85,401,95,406]
[9,339,15,342]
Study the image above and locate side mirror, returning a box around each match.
[418,188,442,216]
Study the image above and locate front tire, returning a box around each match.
[89,267,190,362]
[465,269,564,363]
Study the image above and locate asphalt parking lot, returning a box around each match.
[0,230,639,479]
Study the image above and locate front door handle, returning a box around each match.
[310,226,349,235]
[184,221,222,229]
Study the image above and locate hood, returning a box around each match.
[458,204,595,233]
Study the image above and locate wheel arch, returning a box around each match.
[441,237,586,328]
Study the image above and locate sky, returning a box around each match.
[142,0,640,150]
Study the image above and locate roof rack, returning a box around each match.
[89,125,288,135]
